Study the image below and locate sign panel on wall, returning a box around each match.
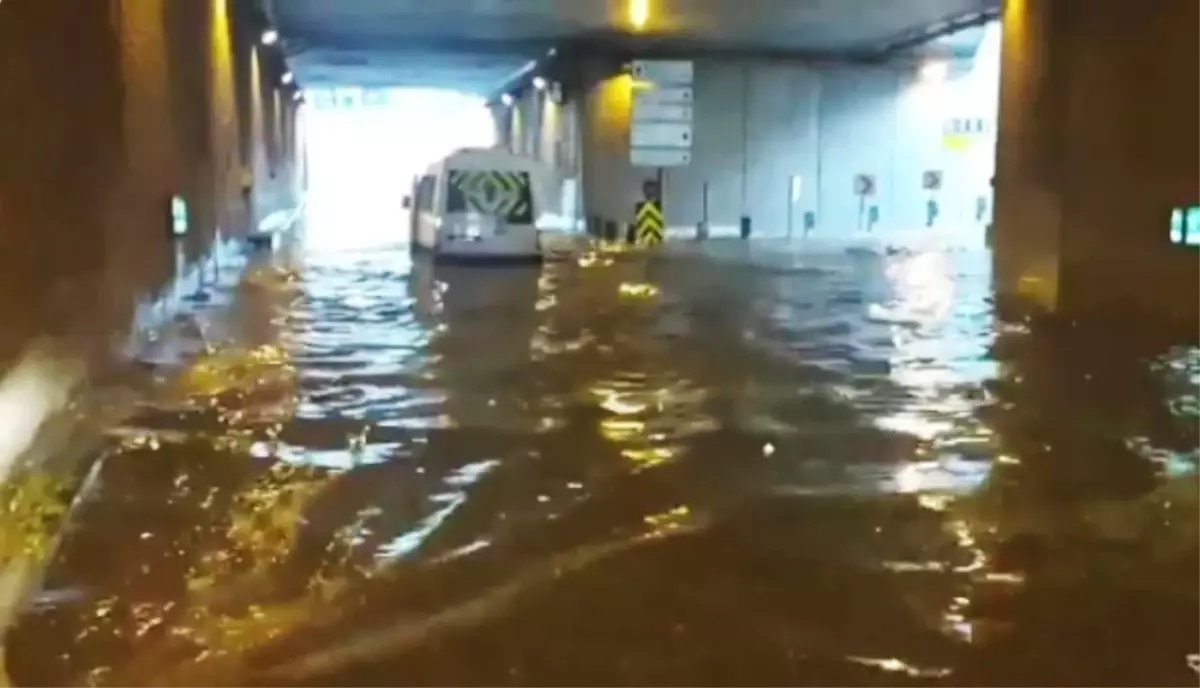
[631,148,691,167]
[922,170,943,190]
[631,122,691,148]
[853,174,876,196]
[310,90,335,109]
[361,89,391,108]
[632,59,694,85]
[942,117,990,151]
[631,100,692,122]
[307,87,393,110]
[630,60,694,168]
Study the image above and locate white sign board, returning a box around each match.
[790,175,803,202]
[922,170,943,191]
[634,86,693,105]
[631,60,693,85]
[362,89,390,107]
[310,90,335,109]
[634,102,692,122]
[631,122,691,148]
[944,117,988,135]
[631,148,691,167]
[630,60,694,168]
[854,174,876,196]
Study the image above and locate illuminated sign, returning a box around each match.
[1170,205,1199,246]
[171,195,188,237]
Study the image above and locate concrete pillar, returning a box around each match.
[489,104,510,151]
[993,0,1199,324]
[209,0,242,238]
[578,61,649,231]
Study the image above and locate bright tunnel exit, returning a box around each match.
[303,87,496,251]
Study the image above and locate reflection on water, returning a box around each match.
[4,242,1198,686]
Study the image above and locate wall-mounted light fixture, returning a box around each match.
[281,71,294,85]
[170,195,189,238]
[500,93,514,107]
[261,28,279,46]
[532,76,547,90]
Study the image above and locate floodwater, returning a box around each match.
[4,239,1198,687]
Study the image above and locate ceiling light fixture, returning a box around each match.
[920,60,948,83]
[261,28,279,46]
[629,0,649,31]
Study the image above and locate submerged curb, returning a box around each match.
[0,199,307,687]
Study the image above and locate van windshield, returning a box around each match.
[445,169,534,225]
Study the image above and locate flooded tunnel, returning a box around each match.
[0,0,1197,686]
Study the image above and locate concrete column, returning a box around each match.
[518,90,543,159]
[538,92,560,169]
[509,100,526,156]
[578,60,648,230]
[993,0,1199,323]
[489,104,510,151]
[210,0,242,238]
[249,47,269,184]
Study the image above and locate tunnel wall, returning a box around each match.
[503,54,996,239]
[0,0,303,370]
[993,0,1198,325]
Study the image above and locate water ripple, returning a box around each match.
[5,244,1197,687]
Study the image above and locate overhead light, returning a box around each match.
[261,28,279,46]
[281,71,294,85]
[532,76,547,90]
[547,47,557,57]
[629,0,649,31]
[920,59,948,83]
[293,89,304,102]
[500,93,514,106]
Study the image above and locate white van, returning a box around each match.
[405,147,549,263]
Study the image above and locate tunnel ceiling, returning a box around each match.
[268,0,998,94]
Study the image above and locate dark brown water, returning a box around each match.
[5,242,1198,686]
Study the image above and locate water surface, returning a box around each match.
[6,241,1198,686]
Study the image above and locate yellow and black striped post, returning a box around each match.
[634,200,665,246]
